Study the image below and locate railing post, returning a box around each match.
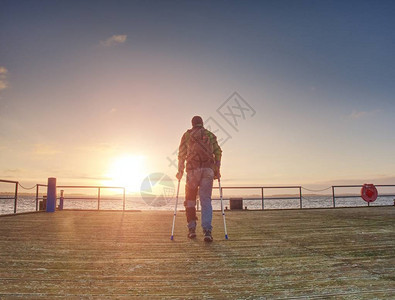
[46,178,57,212]
[98,187,101,210]
[35,185,39,211]
[261,188,264,210]
[332,186,336,208]
[299,187,302,209]
[59,190,64,210]
[14,182,18,214]
[123,188,126,211]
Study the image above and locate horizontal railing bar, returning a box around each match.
[212,197,301,201]
[333,185,395,188]
[58,186,125,189]
[334,195,364,199]
[0,197,16,200]
[259,197,300,200]
[215,186,301,189]
[0,179,19,184]
[61,197,123,201]
[61,197,99,200]
[36,185,125,189]
[334,194,395,199]
[27,184,395,189]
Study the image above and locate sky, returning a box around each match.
[1,0,394,192]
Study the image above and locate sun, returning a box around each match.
[104,155,146,193]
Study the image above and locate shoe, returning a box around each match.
[188,228,197,239]
[203,230,213,243]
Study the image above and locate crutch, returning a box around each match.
[218,179,229,240]
[170,179,181,240]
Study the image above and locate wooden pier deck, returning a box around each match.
[0,207,394,299]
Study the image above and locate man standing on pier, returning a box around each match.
[176,116,222,242]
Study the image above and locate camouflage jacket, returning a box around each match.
[178,125,222,172]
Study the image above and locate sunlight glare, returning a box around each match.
[105,155,146,193]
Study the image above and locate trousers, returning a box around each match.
[184,168,214,231]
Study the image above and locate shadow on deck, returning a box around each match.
[0,207,394,298]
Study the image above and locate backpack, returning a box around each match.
[186,127,214,169]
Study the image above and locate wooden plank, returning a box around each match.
[0,208,394,298]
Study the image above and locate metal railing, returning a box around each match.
[0,179,18,214]
[36,184,126,211]
[214,186,302,210]
[1,179,394,214]
[332,184,395,208]
[214,184,395,210]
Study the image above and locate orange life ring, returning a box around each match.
[361,184,378,203]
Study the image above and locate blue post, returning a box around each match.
[46,177,56,212]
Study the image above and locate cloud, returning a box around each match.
[0,168,26,180]
[33,144,61,156]
[349,109,381,120]
[0,67,7,75]
[350,110,367,119]
[0,81,7,91]
[4,168,22,174]
[100,35,127,47]
[318,176,395,186]
[0,66,8,92]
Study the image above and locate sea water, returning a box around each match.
[1,195,393,215]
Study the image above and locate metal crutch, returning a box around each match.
[170,179,181,240]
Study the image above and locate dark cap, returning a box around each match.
[191,116,203,127]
